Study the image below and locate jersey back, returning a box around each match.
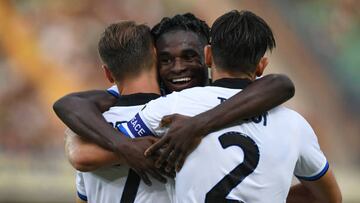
[126,81,328,203]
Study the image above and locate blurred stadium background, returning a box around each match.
[0,0,359,202]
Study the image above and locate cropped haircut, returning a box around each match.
[211,10,276,73]
[151,13,210,45]
[98,21,155,81]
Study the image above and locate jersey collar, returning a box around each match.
[210,78,253,89]
[114,93,160,106]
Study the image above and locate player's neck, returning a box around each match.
[211,67,255,82]
[116,70,160,95]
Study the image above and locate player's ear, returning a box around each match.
[153,46,157,56]
[255,57,269,77]
[204,45,213,68]
[102,65,115,83]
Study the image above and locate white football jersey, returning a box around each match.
[122,78,329,203]
[107,85,120,98]
[76,93,174,203]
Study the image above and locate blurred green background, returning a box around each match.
[0,0,359,202]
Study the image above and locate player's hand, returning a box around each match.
[116,136,168,185]
[144,114,205,172]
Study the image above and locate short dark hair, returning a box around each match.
[98,21,155,81]
[151,13,210,45]
[211,10,276,73]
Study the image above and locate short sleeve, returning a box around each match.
[107,85,120,98]
[120,93,178,138]
[76,171,88,201]
[294,119,329,181]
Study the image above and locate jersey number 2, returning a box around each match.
[120,169,140,203]
[205,131,260,203]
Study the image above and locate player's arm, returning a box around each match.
[289,116,341,203]
[194,74,294,131]
[53,90,122,151]
[287,170,342,203]
[65,129,123,172]
[286,183,317,203]
[146,74,295,171]
[65,128,162,173]
[54,90,167,185]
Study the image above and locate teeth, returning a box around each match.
[172,77,191,83]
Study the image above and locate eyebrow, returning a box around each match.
[158,52,171,57]
[181,49,199,55]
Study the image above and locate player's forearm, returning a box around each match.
[286,184,317,203]
[70,151,122,172]
[53,90,127,152]
[68,146,122,172]
[194,74,294,134]
[65,130,125,172]
[299,171,342,203]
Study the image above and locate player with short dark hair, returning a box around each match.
[211,10,275,73]
[151,12,210,93]
[151,13,210,44]
[54,12,295,187]
[71,21,173,203]
[122,10,342,203]
[98,21,155,81]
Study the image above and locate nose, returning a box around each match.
[172,57,187,73]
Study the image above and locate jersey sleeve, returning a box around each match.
[120,94,178,138]
[107,85,120,98]
[76,171,88,201]
[294,118,329,181]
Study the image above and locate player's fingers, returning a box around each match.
[164,170,176,179]
[146,136,159,144]
[165,150,180,172]
[175,153,187,172]
[160,113,184,127]
[158,164,175,179]
[169,170,176,178]
[161,114,190,127]
[148,168,167,183]
[137,170,152,186]
[145,137,168,157]
[155,144,174,168]
[160,115,173,127]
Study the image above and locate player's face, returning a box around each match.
[156,30,208,92]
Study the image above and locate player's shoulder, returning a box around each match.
[156,86,207,101]
[102,104,145,121]
[176,86,208,95]
[270,106,311,128]
[170,86,215,98]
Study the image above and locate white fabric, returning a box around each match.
[107,85,120,97]
[123,85,327,203]
[75,103,173,203]
[76,171,87,200]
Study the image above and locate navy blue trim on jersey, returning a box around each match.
[127,113,154,137]
[114,93,160,106]
[77,191,88,201]
[211,78,252,89]
[117,124,131,138]
[107,89,120,98]
[296,162,329,181]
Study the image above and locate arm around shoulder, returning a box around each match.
[193,73,295,134]
[65,129,123,172]
[53,90,129,152]
[292,169,342,203]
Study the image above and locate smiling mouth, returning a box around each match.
[171,77,192,84]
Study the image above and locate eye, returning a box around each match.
[159,55,173,65]
[182,51,198,62]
